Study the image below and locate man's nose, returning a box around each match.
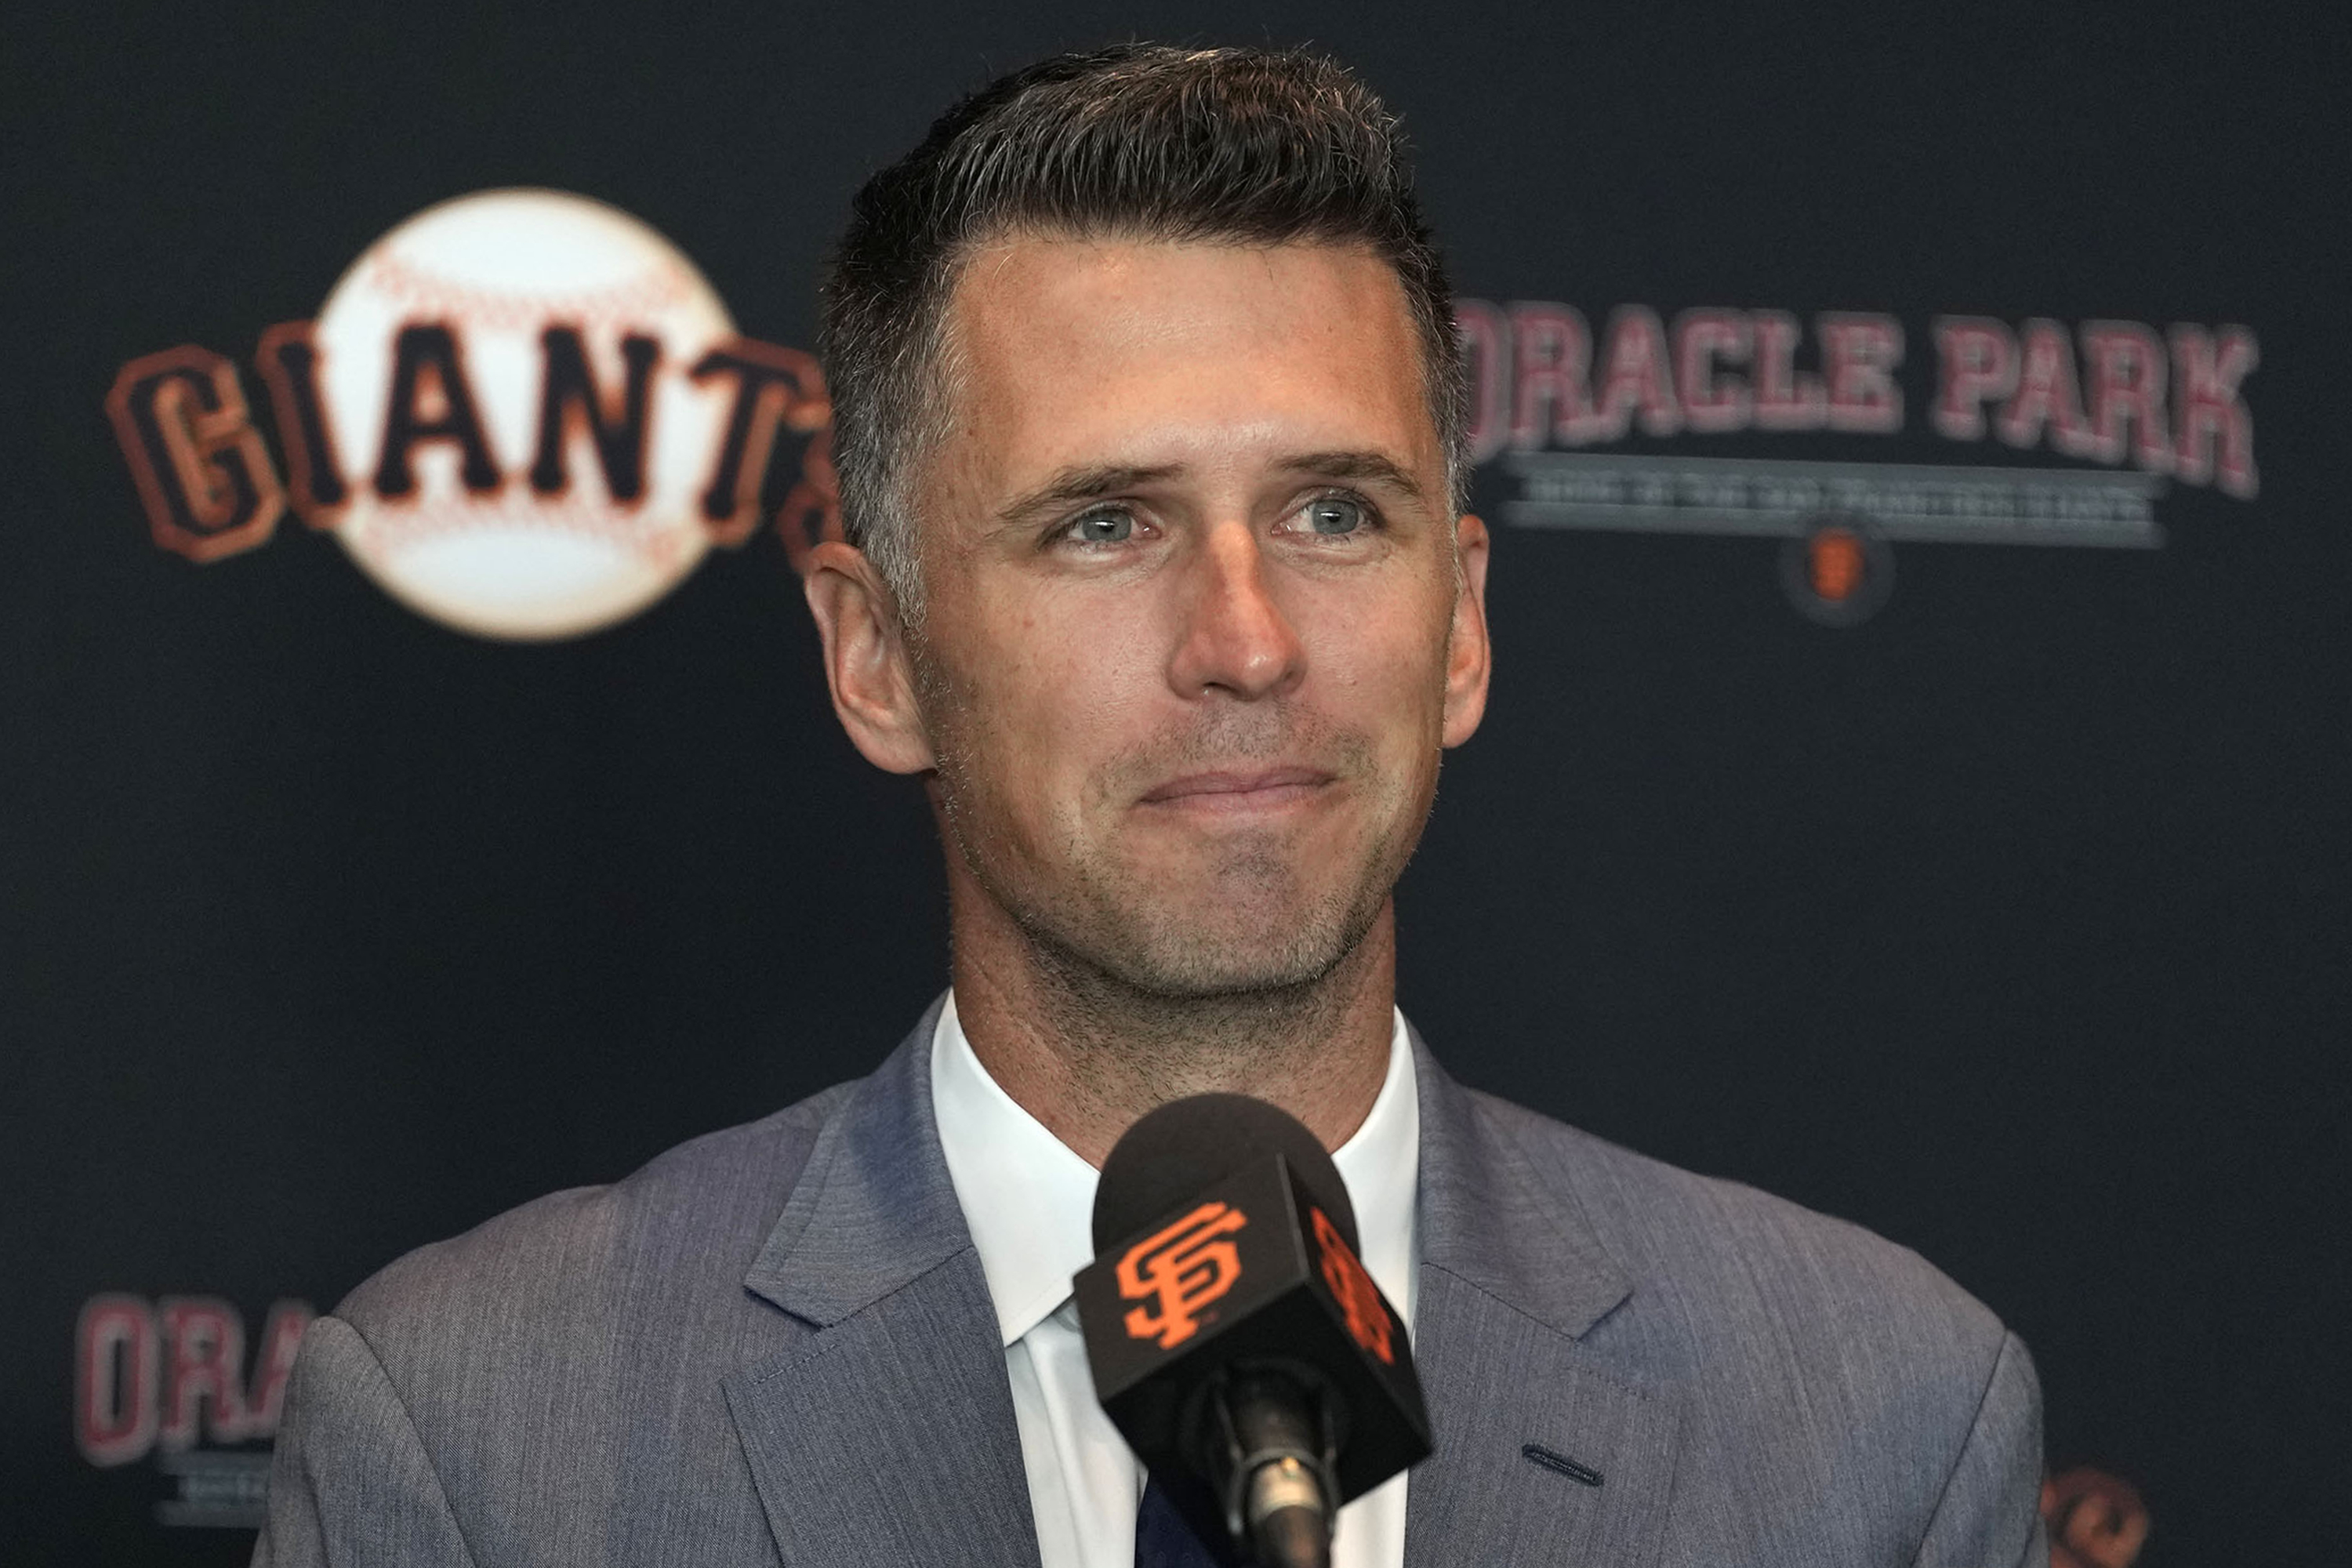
[1166,521,1307,702]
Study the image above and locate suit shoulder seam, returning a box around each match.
[1901,1327,2023,1568]
[327,1313,490,1568]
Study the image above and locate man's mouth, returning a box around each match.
[1136,767,1336,811]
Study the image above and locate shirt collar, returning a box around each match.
[931,992,1421,1348]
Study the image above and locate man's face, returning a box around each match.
[898,235,1489,996]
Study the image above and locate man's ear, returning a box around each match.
[1441,512,1492,749]
[802,540,936,775]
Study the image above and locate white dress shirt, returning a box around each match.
[931,993,1421,1568]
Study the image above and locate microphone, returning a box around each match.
[1074,1094,1432,1568]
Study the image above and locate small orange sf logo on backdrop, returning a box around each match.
[1311,1207,1395,1364]
[1118,1202,1249,1348]
[1808,525,1867,604]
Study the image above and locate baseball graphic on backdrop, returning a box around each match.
[312,188,734,640]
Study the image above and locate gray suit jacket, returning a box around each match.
[255,1004,2048,1567]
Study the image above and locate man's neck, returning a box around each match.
[947,896,1398,1167]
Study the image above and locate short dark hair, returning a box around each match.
[820,42,1465,608]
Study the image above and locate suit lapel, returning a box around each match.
[1403,1035,1683,1568]
[724,1003,1044,1568]
[720,1012,1682,1568]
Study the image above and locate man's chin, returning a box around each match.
[1106,951,1341,1001]
[1065,900,1375,1002]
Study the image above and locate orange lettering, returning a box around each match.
[1312,1207,1395,1364]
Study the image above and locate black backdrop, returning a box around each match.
[6,3,2347,1564]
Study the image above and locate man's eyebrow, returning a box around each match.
[991,451,1426,529]
[1274,450,1426,499]
[995,463,1188,525]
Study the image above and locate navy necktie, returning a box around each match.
[1134,1475,1227,1568]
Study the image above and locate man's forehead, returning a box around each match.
[928,234,1440,492]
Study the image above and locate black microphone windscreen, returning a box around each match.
[1091,1093,1359,1254]
[1076,1088,1432,1547]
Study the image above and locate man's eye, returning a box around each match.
[1302,495,1367,535]
[1066,508,1135,545]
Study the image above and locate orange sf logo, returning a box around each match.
[1117,1201,1249,1349]
[1312,1207,1395,1365]
[1809,526,1867,603]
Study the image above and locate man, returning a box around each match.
[256,45,2046,1568]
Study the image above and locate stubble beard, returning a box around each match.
[919,660,1436,1071]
